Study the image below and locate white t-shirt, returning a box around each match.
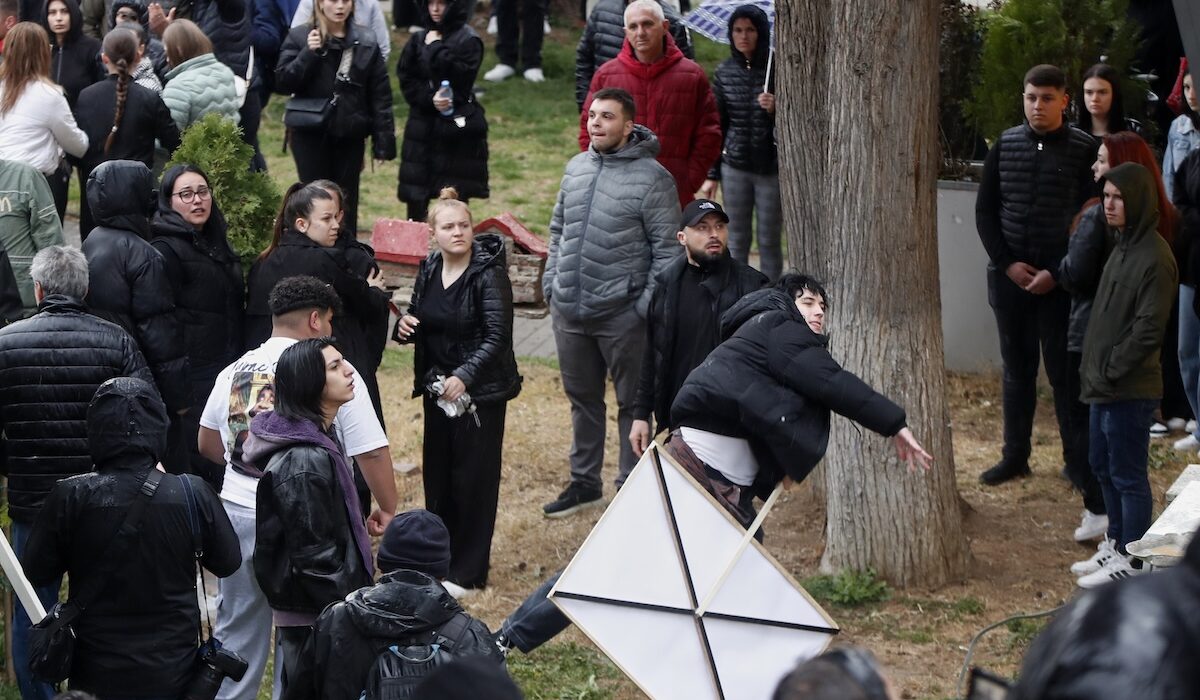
[200,336,389,508]
[680,426,761,487]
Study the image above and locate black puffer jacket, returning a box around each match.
[81,160,189,411]
[574,0,693,111]
[671,288,907,493]
[633,253,766,429]
[191,0,251,77]
[150,165,244,385]
[1009,535,1200,700]
[1173,147,1200,294]
[708,4,775,178]
[22,377,240,698]
[398,233,521,403]
[396,0,488,203]
[1057,202,1114,352]
[0,295,152,523]
[42,0,104,108]
[276,23,396,158]
[310,569,504,700]
[976,123,1098,272]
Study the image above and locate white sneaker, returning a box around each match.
[1070,537,1119,576]
[441,581,478,600]
[1168,417,1187,431]
[1076,553,1147,589]
[1150,421,1169,437]
[523,67,545,82]
[486,15,498,34]
[543,18,551,34]
[484,63,515,82]
[1174,434,1200,451]
[1190,420,1199,434]
[1073,509,1109,542]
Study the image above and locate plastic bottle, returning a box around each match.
[436,80,454,117]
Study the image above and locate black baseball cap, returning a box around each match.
[682,199,730,228]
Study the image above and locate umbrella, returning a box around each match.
[681,0,774,45]
[550,444,838,700]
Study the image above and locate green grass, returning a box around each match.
[802,569,891,608]
[508,641,623,700]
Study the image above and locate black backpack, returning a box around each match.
[362,612,473,700]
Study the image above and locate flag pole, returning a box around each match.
[695,481,785,617]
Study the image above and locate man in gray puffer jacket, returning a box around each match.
[542,87,679,518]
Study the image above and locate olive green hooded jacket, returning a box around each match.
[1080,162,1178,403]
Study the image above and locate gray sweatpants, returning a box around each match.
[215,500,275,700]
[723,165,783,281]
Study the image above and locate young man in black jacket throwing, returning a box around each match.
[975,64,1098,486]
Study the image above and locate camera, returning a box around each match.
[183,638,249,700]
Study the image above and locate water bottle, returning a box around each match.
[436,80,454,117]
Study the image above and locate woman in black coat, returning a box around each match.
[41,0,103,108]
[75,28,179,237]
[151,163,244,489]
[396,0,488,223]
[275,0,395,237]
[394,188,520,592]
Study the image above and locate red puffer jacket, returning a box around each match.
[578,34,722,208]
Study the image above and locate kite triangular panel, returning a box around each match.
[704,543,837,630]
[702,616,834,700]
[554,597,720,700]
[553,448,693,609]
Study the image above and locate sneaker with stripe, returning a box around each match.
[1070,537,1118,576]
[1076,553,1147,589]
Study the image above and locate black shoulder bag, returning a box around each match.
[28,469,164,683]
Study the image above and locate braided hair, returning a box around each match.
[101,27,138,155]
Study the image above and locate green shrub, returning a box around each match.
[803,569,890,607]
[167,113,280,266]
[939,0,987,175]
[968,0,1144,142]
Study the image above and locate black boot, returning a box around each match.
[980,459,1032,486]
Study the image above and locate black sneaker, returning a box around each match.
[979,460,1032,486]
[543,483,604,518]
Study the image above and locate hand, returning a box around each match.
[424,29,441,44]
[366,508,394,537]
[1005,261,1037,288]
[306,28,322,51]
[395,314,420,340]
[1024,269,1057,295]
[367,267,385,289]
[440,375,466,401]
[698,179,719,200]
[432,94,451,112]
[893,427,933,474]
[757,92,775,113]
[148,3,174,35]
[781,476,794,490]
[629,419,652,455]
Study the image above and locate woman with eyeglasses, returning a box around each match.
[150,163,245,490]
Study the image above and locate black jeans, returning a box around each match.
[988,266,1076,468]
[275,625,315,700]
[290,131,365,235]
[1066,352,1106,513]
[494,0,547,69]
[422,397,506,589]
[43,161,70,228]
[239,88,267,172]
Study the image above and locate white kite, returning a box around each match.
[550,443,839,700]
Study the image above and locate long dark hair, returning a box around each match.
[1075,63,1128,135]
[102,28,137,155]
[260,182,335,260]
[274,337,338,427]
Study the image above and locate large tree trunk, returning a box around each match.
[776,0,969,587]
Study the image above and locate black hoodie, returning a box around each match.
[42,0,104,107]
[709,4,776,178]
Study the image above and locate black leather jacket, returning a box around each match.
[398,233,522,404]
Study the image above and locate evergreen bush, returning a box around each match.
[940,0,988,176]
[167,113,280,266]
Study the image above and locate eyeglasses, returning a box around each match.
[173,187,211,203]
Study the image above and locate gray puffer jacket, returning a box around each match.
[544,125,680,323]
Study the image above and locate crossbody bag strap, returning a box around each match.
[69,469,164,613]
[177,475,211,640]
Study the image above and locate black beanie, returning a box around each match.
[377,509,452,577]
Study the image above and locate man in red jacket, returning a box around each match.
[578,0,721,208]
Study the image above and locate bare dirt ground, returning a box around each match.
[377,354,1194,700]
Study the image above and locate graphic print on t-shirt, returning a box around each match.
[227,367,276,475]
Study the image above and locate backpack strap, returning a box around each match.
[433,612,473,654]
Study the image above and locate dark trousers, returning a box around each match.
[1066,352,1106,514]
[239,89,267,173]
[290,131,365,235]
[164,376,225,491]
[422,397,506,589]
[1089,399,1156,550]
[988,267,1076,467]
[501,570,569,653]
[1162,296,1193,420]
[406,197,469,226]
[494,0,547,69]
[275,625,315,700]
[43,161,70,228]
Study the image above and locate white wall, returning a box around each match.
[937,180,1001,372]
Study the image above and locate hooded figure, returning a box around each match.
[21,377,240,699]
[81,160,190,415]
[396,0,488,219]
[40,0,104,108]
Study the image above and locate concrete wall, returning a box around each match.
[937,180,1001,372]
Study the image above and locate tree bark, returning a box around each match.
[777,0,969,586]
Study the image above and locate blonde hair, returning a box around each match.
[426,186,472,229]
[314,0,354,41]
[0,23,52,115]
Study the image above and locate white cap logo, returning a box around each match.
[699,202,715,210]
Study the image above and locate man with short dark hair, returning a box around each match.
[542,86,679,517]
[198,275,398,700]
[975,64,1098,489]
[629,197,766,453]
[0,244,152,700]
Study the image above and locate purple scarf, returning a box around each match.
[243,411,375,578]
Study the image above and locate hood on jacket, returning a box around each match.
[87,376,168,466]
[726,4,771,68]
[152,164,233,250]
[241,409,325,467]
[618,25,683,76]
[88,160,156,238]
[589,123,662,160]
[42,0,85,45]
[109,0,151,35]
[719,287,796,338]
[416,0,468,33]
[344,569,463,639]
[1105,162,1160,248]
